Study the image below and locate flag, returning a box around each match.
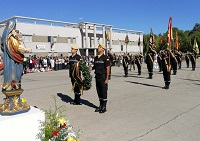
[193,38,199,54]
[149,28,155,49]
[175,31,179,51]
[125,34,129,44]
[106,31,110,41]
[167,16,173,50]
[138,36,141,46]
[159,36,163,45]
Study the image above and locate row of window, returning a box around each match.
[112,40,141,46]
[22,35,142,46]
[22,35,76,44]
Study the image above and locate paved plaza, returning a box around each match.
[1,59,200,141]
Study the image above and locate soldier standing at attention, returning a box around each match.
[69,45,82,105]
[135,53,143,75]
[145,47,157,79]
[185,51,190,68]
[161,49,171,89]
[171,51,178,75]
[190,50,197,71]
[122,53,130,77]
[90,43,110,113]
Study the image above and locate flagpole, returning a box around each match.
[126,44,127,53]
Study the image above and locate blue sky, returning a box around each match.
[0,0,199,35]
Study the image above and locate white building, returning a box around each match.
[0,16,143,57]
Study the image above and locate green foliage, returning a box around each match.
[143,23,200,53]
[36,96,80,141]
[73,60,92,91]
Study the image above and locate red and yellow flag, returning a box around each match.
[149,28,155,49]
[125,34,129,44]
[106,31,110,40]
[193,37,199,54]
[167,16,173,50]
[175,31,179,51]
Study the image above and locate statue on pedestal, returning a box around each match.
[0,20,31,115]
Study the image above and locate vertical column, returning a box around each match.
[109,26,112,50]
[94,48,97,56]
[94,24,97,48]
[102,25,105,46]
[85,23,88,48]
[85,23,88,56]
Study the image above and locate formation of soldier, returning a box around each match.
[66,41,198,115]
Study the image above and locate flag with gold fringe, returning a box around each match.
[106,31,110,41]
[125,34,129,44]
[149,28,155,49]
[193,37,199,54]
[175,31,179,51]
[167,16,173,50]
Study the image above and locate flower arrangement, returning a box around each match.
[36,96,82,141]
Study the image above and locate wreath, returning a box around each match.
[72,60,92,92]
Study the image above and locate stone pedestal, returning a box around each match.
[0,89,30,115]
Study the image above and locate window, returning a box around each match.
[32,35,48,42]
[22,35,32,42]
[57,37,68,43]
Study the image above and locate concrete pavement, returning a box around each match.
[0,59,200,141]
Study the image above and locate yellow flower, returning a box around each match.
[67,137,77,141]
[21,98,27,103]
[58,117,66,126]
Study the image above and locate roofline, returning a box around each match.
[0,16,144,34]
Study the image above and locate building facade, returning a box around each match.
[0,16,143,57]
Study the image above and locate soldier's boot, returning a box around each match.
[166,82,170,89]
[162,82,167,89]
[99,100,107,114]
[138,70,141,75]
[95,100,103,112]
[71,93,82,105]
[162,82,170,89]
[147,73,152,79]
[172,70,177,75]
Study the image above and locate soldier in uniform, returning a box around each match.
[185,51,190,68]
[122,53,130,77]
[190,50,197,71]
[170,51,178,75]
[91,43,110,113]
[175,50,182,69]
[69,45,82,105]
[161,49,171,89]
[129,54,135,71]
[135,53,143,75]
[145,47,157,79]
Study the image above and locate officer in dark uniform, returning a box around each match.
[170,51,178,75]
[122,53,130,77]
[145,47,156,79]
[185,51,190,68]
[107,50,114,80]
[135,53,143,75]
[161,49,171,89]
[190,50,197,71]
[91,43,110,113]
[174,50,182,69]
[69,45,82,105]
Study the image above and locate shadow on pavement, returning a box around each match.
[57,93,98,109]
[126,80,162,88]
